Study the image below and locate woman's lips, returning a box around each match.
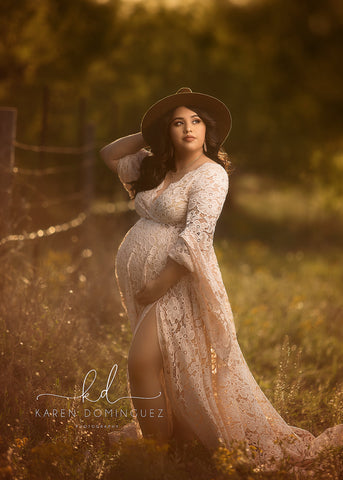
[183,136,196,141]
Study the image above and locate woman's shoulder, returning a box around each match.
[192,159,229,192]
[198,159,229,180]
[202,157,218,166]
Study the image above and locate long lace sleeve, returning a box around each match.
[168,163,236,365]
[116,148,150,195]
[168,164,229,273]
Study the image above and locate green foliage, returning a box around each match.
[0,0,115,86]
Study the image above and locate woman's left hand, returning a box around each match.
[134,279,166,305]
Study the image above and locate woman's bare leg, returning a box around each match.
[127,303,170,443]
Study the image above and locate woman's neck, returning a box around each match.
[173,149,204,173]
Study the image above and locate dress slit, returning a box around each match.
[129,298,175,439]
[132,300,159,344]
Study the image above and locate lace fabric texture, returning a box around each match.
[114,148,343,472]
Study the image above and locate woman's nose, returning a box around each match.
[184,123,192,133]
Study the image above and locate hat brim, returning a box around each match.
[140,91,232,147]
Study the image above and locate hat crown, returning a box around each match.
[176,87,192,94]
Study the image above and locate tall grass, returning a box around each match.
[0,173,342,478]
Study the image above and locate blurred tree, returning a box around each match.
[0,0,117,143]
[1,0,342,189]
[0,0,116,87]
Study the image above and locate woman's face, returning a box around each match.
[169,106,206,154]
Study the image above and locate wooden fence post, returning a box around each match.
[0,107,17,237]
[83,122,95,215]
[40,86,50,162]
[82,122,95,247]
[78,97,86,147]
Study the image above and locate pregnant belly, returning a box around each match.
[115,217,181,292]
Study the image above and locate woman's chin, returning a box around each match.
[176,143,202,154]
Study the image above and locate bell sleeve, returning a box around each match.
[116,148,150,195]
[168,164,236,365]
[168,164,229,273]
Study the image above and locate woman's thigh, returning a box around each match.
[128,303,163,380]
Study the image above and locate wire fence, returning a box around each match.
[0,212,88,246]
[0,107,130,249]
[13,140,94,154]
[0,200,133,247]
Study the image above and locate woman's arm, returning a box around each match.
[100,132,147,173]
[135,257,189,305]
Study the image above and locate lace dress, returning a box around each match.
[113,148,343,472]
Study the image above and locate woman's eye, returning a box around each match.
[172,118,201,127]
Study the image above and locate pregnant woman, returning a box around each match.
[100,88,343,473]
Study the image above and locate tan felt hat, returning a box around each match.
[140,87,232,147]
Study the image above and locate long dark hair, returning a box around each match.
[127,106,234,200]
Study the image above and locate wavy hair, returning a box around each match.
[126,106,234,200]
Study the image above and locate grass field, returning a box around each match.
[1,172,342,479]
